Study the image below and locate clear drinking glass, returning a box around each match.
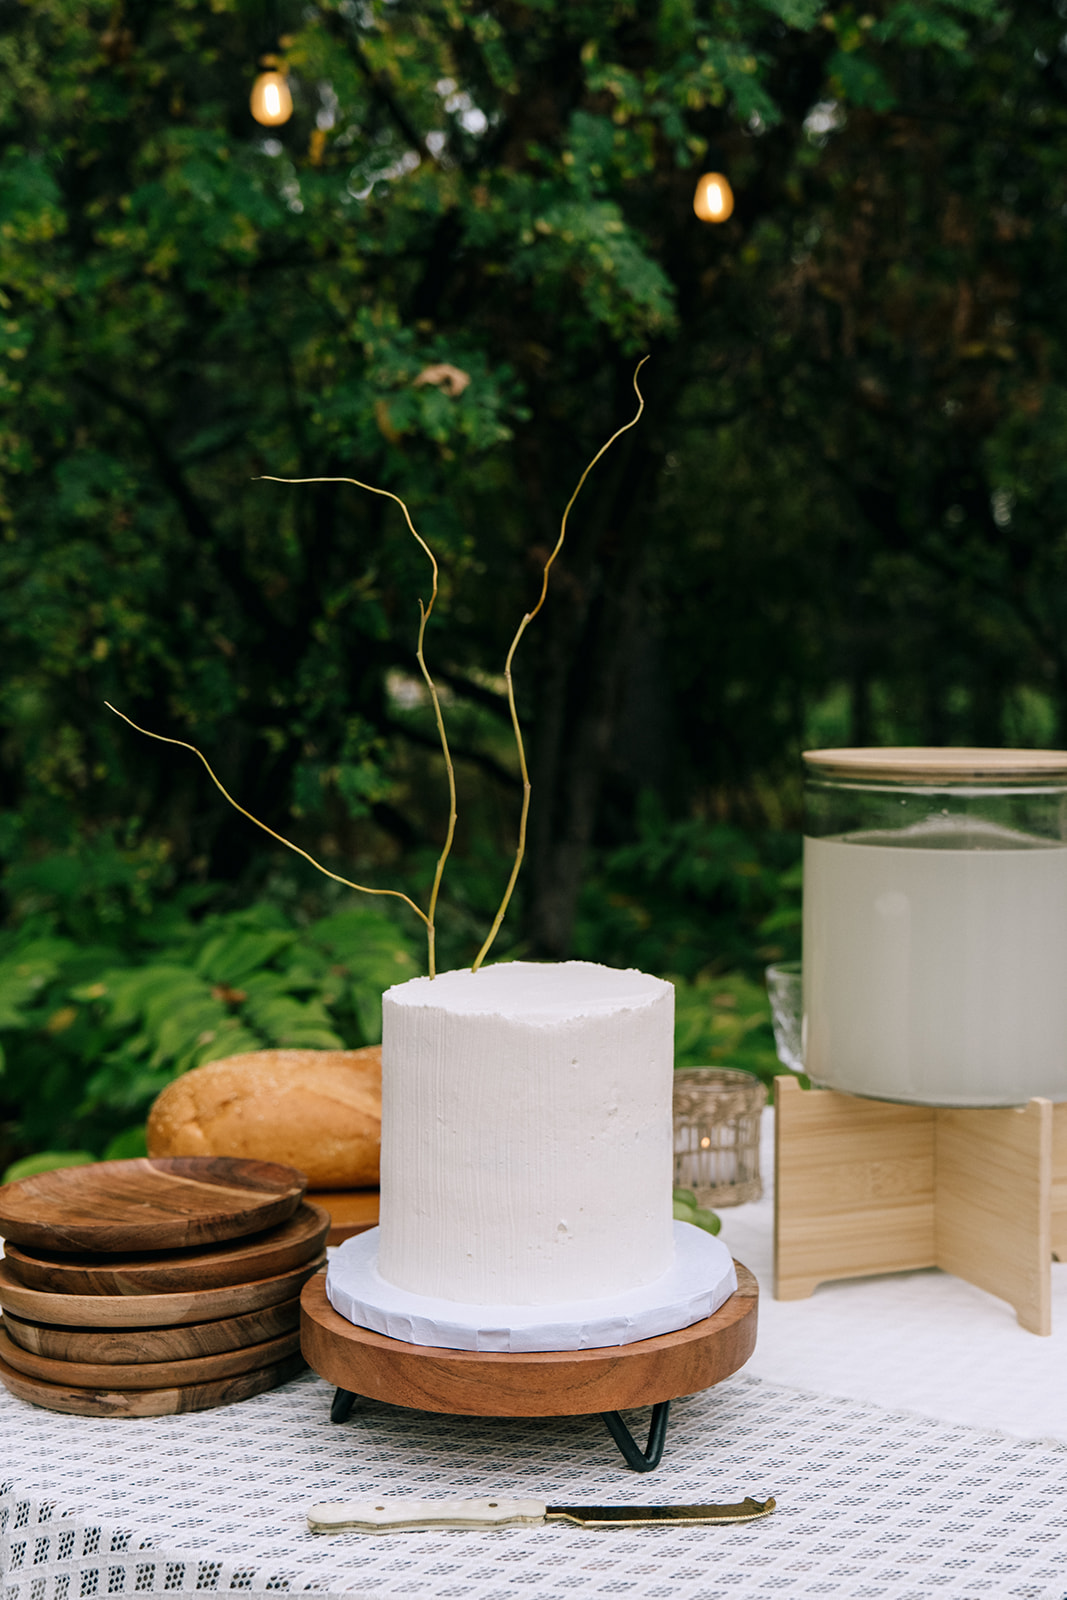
[765,960,804,1072]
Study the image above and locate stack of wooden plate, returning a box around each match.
[0,1156,328,1417]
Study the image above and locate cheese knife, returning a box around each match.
[307,1495,776,1532]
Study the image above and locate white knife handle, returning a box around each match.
[307,1497,547,1533]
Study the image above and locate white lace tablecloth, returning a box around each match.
[4,1109,1067,1600]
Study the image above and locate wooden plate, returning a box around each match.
[3,1203,329,1295]
[0,1323,301,1389]
[0,1256,325,1328]
[0,1345,306,1417]
[0,1156,306,1253]
[300,1262,758,1417]
[2,1296,300,1363]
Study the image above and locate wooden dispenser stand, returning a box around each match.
[773,1076,1066,1336]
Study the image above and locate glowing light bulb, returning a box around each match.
[693,172,734,224]
[251,70,293,127]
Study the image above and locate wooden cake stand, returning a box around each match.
[300,1262,758,1472]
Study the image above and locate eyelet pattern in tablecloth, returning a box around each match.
[2,1370,1067,1600]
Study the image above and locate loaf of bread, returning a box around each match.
[147,1047,381,1189]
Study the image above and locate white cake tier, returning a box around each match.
[377,961,675,1305]
[327,1221,737,1353]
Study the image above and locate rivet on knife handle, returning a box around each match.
[307,1496,776,1533]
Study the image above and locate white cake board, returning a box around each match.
[325,1221,737,1353]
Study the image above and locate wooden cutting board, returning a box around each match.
[0,1256,325,1328]
[309,1189,379,1246]
[0,1323,301,1390]
[0,1156,306,1253]
[3,1203,329,1295]
[0,1345,306,1417]
[2,1296,300,1363]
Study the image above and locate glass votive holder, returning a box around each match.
[672,1067,767,1208]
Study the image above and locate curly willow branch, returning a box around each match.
[104,703,430,928]
[258,475,459,979]
[471,355,650,974]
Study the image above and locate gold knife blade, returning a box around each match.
[307,1495,776,1533]
[546,1498,776,1528]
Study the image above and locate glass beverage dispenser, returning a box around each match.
[803,747,1067,1107]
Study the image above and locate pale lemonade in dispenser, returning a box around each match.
[802,748,1067,1107]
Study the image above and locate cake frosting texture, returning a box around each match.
[376,961,675,1306]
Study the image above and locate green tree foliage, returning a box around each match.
[0,0,996,967]
[10,0,1064,1166]
[0,824,790,1169]
[0,839,420,1169]
[652,3,1067,782]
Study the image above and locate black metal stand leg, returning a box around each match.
[601,1401,671,1471]
[331,1387,358,1423]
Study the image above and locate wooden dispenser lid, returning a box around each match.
[803,747,1067,783]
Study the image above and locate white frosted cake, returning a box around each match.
[375,960,675,1305]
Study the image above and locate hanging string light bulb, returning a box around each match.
[693,172,735,223]
[250,62,293,127]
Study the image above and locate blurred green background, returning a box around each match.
[1,0,1062,1173]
